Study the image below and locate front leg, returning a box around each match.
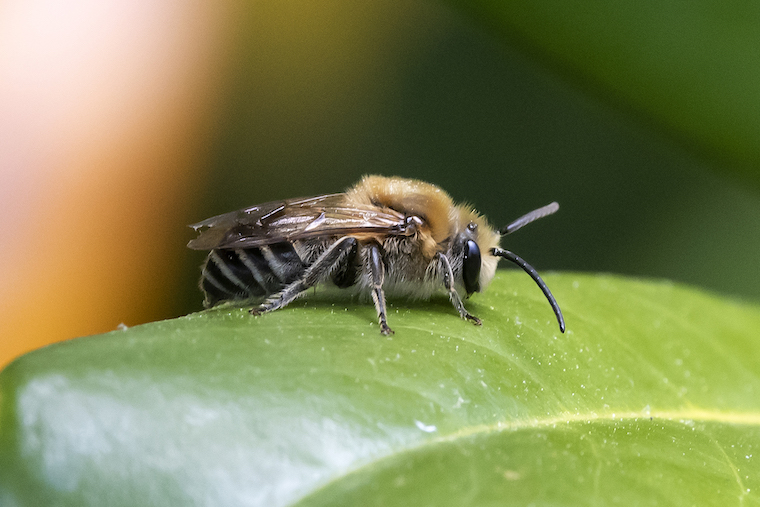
[436,253,482,326]
[252,237,357,315]
[367,242,394,335]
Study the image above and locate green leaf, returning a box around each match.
[2,272,760,506]
[445,0,760,183]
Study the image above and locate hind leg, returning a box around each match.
[251,237,357,315]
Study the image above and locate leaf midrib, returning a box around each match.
[294,408,760,505]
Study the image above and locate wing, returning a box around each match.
[187,193,414,250]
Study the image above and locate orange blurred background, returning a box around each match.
[0,1,231,368]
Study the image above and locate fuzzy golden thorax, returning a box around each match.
[346,175,457,258]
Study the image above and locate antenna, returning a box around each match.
[499,202,559,236]
[491,248,565,333]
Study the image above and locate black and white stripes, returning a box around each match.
[200,243,307,307]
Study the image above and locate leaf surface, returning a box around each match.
[1,273,760,506]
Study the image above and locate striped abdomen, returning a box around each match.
[200,240,358,307]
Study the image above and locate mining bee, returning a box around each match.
[188,175,564,335]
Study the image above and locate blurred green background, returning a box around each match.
[177,0,760,315]
[4,0,760,368]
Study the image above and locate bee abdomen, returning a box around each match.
[200,243,306,307]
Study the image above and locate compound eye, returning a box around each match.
[463,239,481,295]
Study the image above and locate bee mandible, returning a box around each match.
[188,175,565,335]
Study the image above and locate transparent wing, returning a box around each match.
[187,193,412,250]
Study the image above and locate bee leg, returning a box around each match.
[251,237,357,315]
[367,243,394,335]
[436,253,482,326]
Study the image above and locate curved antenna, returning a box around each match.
[499,202,559,236]
[491,247,565,333]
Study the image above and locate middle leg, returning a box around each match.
[367,242,394,335]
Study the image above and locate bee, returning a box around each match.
[188,175,564,335]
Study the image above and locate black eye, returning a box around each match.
[463,239,481,295]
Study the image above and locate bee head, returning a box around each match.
[450,201,564,332]
[451,209,500,297]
